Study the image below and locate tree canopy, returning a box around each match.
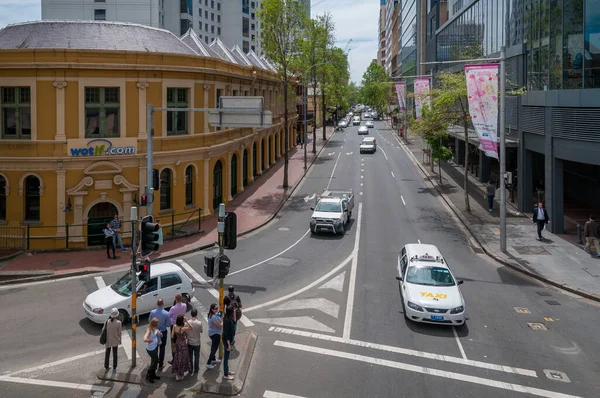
[359,62,391,114]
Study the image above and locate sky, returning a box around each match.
[0,0,378,85]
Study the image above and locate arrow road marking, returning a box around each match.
[328,152,335,156]
[303,193,316,203]
[345,152,353,155]
[270,298,340,318]
[264,391,308,398]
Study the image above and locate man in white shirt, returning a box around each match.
[187,308,203,374]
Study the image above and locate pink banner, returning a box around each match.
[395,82,406,112]
[414,78,430,120]
[465,64,499,159]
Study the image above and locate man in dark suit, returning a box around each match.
[532,202,550,241]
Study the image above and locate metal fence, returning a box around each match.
[0,226,26,249]
[15,208,203,251]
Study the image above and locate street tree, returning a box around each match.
[359,62,391,116]
[258,0,306,188]
[322,47,350,126]
[345,82,360,108]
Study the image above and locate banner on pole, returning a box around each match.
[414,78,430,120]
[395,82,406,112]
[465,64,499,160]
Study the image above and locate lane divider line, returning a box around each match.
[453,326,468,360]
[0,376,111,394]
[326,152,342,190]
[264,391,308,398]
[380,148,389,160]
[401,196,406,206]
[343,203,364,340]
[391,171,395,178]
[6,349,106,376]
[94,276,106,289]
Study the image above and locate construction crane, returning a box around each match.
[343,39,353,55]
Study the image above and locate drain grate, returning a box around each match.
[545,300,561,305]
[514,307,531,314]
[536,291,552,297]
[527,322,548,331]
[50,260,70,266]
[543,369,571,383]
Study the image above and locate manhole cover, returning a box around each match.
[513,246,550,255]
[545,300,561,305]
[543,369,571,383]
[472,247,484,254]
[514,307,531,314]
[267,257,298,266]
[527,322,548,331]
[536,291,552,296]
[278,227,291,231]
[50,260,70,266]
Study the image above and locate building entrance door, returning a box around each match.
[88,202,118,246]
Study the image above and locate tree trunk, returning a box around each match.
[321,88,326,141]
[463,120,471,212]
[283,76,289,189]
[312,82,317,154]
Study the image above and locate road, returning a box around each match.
[1,120,600,398]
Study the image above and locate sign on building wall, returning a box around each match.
[464,64,499,160]
[67,138,138,157]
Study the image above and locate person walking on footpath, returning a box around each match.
[584,215,600,257]
[103,223,117,259]
[110,213,127,252]
[103,308,122,371]
[143,317,162,383]
[222,306,235,380]
[171,314,193,381]
[486,179,497,212]
[187,308,203,374]
[149,299,171,372]
[223,285,243,345]
[168,294,187,365]
[206,303,223,369]
[532,202,550,241]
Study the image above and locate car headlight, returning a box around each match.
[334,219,342,224]
[310,217,316,223]
[92,308,104,314]
[450,306,464,314]
[407,301,424,312]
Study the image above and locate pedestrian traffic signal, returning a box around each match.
[140,194,147,206]
[223,212,237,250]
[204,255,215,278]
[137,259,151,281]
[218,254,231,278]
[140,216,160,256]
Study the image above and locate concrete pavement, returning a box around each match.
[381,120,600,302]
[0,127,335,283]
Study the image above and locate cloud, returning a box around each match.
[312,0,379,85]
[0,1,40,29]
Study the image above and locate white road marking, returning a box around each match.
[264,390,307,398]
[270,298,340,318]
[254,316,335,333]
[6,349,106,376]
[343,202,363,340]
[0,376,111,394]
[120,328,140,360]
[360,175,364,179]
[360,192,363,195]
[318,271,346,292]
[270,327,537,377]
[94,276,106,290]
[361,168,364,172]
[453,326,467,360]
[360,182,363,186]
[391,171,395,178]
[326,152,342,190]
[190,297,209,322]
[417,239,421,244]
[401,196,406,206]
[274,341,577,398]
[380,148,388,160]
[176,259,254,327]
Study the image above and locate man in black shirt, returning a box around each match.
[223,285,242,345]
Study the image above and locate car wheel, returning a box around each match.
[310,226,316,235]
[118,309,130,324]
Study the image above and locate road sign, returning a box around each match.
[208,109,273,128]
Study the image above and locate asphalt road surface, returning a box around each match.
[1,121,599,398]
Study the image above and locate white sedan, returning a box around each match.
[396,254,466,326]
[357,125,368,135]
[83,262,194,324]
[365,121,374,128]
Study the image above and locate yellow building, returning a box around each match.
[0,21,298,250]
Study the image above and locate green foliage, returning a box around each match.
[322,47,350,116]
[345,82,360,108]
[359,62,391,114]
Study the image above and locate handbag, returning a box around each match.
[99,321,108,345]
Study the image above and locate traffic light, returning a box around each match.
[204,255,215,278]
[218,254,230,278]
[140,216,160,256]
[223,212,237,250]
[153,169,160,190]
[140,194,147,206]
[138,259,151,282]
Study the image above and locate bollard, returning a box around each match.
[577,224,583,244]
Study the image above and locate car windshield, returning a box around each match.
[111,272,141,296]
[361,141,373,146]
[315,202,342,212]
[406,266,455,286]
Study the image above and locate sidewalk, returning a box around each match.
[381,121,600,302]
[0,127,335,282]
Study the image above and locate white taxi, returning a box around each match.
[396,244,466,325]
[83,262,194,324]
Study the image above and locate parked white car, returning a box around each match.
[83,262,194,324]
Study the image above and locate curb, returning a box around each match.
[0,250,23,263]
[391,131,600,303]
[197,330,258,396]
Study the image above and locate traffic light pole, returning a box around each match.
[217,203,225,359]
[147,104,154,217]
[130,206,138,368]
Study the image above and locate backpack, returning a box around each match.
[227,293,242,320]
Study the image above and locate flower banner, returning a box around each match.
[465,64,499,160]
[414,78,430,120]
[395,82,406,112]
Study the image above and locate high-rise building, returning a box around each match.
[384,0,399,76]
[377,0,386,68]
[41,0,263,55]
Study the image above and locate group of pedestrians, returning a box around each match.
[102,213,127,259]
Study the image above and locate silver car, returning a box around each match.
[365,121,374,128]
[358,125,368,135]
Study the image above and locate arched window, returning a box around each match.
[261,139,266,169]
[160,169,172,210]
[231,153,238,197]
[25,175,40,221]
[252,142,257,176]
[243,149,248,187]
[0,175,6,220]
[185,166,194,206]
